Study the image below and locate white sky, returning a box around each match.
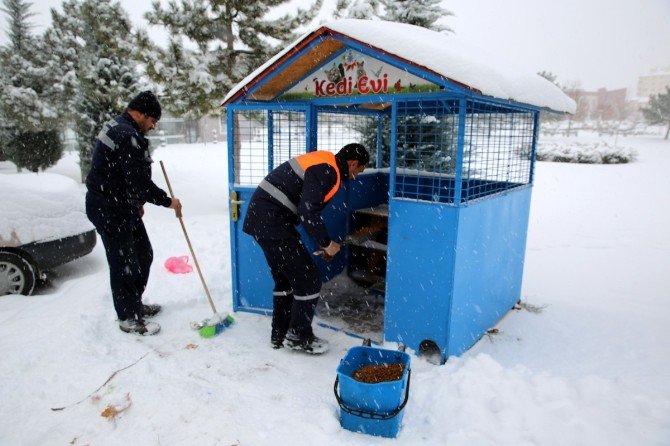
[3,0,669,96]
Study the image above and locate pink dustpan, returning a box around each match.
[164,256,194,274]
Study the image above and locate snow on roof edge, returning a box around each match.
[223,19,575,114]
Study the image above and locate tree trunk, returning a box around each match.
[665,123,669,140]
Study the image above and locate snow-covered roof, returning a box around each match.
[223,19,576,113]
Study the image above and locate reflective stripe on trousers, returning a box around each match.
[293,292,320,301]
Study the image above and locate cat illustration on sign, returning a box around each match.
[325,63,344,83]
[356,60,367,81]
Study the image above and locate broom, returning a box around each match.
[159,161,234,338]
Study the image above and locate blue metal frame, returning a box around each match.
[267,111,274,172]
[376,116,383,169]
[453,98,467,204]
[389,100,398,195]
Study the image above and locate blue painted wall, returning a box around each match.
[448,187,532,356]
[384,198,459,358]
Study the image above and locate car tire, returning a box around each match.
[0,251,36,296]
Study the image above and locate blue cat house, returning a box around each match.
[222,19,574,362]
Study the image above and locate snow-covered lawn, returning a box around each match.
[1,133,669,445]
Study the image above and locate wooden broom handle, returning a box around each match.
[159,161,218,315]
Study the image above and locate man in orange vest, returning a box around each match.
[243,143,369,354]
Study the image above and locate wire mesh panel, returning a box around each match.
[462,101,535,202]
[232,110,269,186]
[232,109,307,185]
[271,110,307,169]
[317,109,389,168]
[393,100,460,202]
[392,99,536,204]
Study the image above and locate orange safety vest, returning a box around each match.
[290,151,341,203]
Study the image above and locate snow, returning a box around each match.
[0,172,93,246]
[1,133,669,445]
[223,19,575,114]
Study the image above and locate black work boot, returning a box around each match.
[270,291,293,349]
[119,318,161,336]
[142,304,162,318]
[284,333,329,354]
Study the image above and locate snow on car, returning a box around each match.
[0,172,96,295]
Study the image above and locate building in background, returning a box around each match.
[638,67,670,98]
[564,87,628,121]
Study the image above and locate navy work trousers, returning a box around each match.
[86,199,152,321]
[254,236,321,342]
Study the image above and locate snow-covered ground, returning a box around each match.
[1,132,669,445]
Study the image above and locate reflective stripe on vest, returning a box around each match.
[259,151,341,215]
[259,179,298,214]
[292,151,340,203]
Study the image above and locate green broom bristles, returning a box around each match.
[199,314,235,338]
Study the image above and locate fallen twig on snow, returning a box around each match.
[51,352,149,411]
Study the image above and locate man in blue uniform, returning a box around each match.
[243,143,369,354]
[86,91,182,336]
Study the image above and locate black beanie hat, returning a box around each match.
[336,143,370,165]
[127,91,162,120]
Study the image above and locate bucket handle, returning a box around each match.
[333,369,411,421]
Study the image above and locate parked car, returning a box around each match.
[0,172,96,295]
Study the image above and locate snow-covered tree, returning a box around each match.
[379,0,453,32]
[538,70,560,88]
[142,0,323,120]
[2,130,63,172]
[334,0,452,32]
[333,0,380,19]
[642,87,670,140]
[45,0,140,180]
[0,0,64,171]
[395,113,457,173]
[1,0,31,51]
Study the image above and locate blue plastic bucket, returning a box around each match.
[334,346,411,438]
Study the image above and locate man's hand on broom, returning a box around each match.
[169,198,183,218]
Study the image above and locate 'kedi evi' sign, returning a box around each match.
[314,73,390,96]
[280,49,440,100]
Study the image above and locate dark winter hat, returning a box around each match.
[127,91,162,120]
[336,143,370,166]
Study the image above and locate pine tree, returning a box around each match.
[142,0,323,120]
[3,130,63,172]
[136,33,210,121]
[334,0,453,32]
[353,115,390,167]
[1,0,31,51]
[538,70,560,88]
[642,87,670,140]
[379,0,453,32]
[0,0,64,171]
[45,0,140,180]
[395,113,457,173]
[333,0,380,19]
